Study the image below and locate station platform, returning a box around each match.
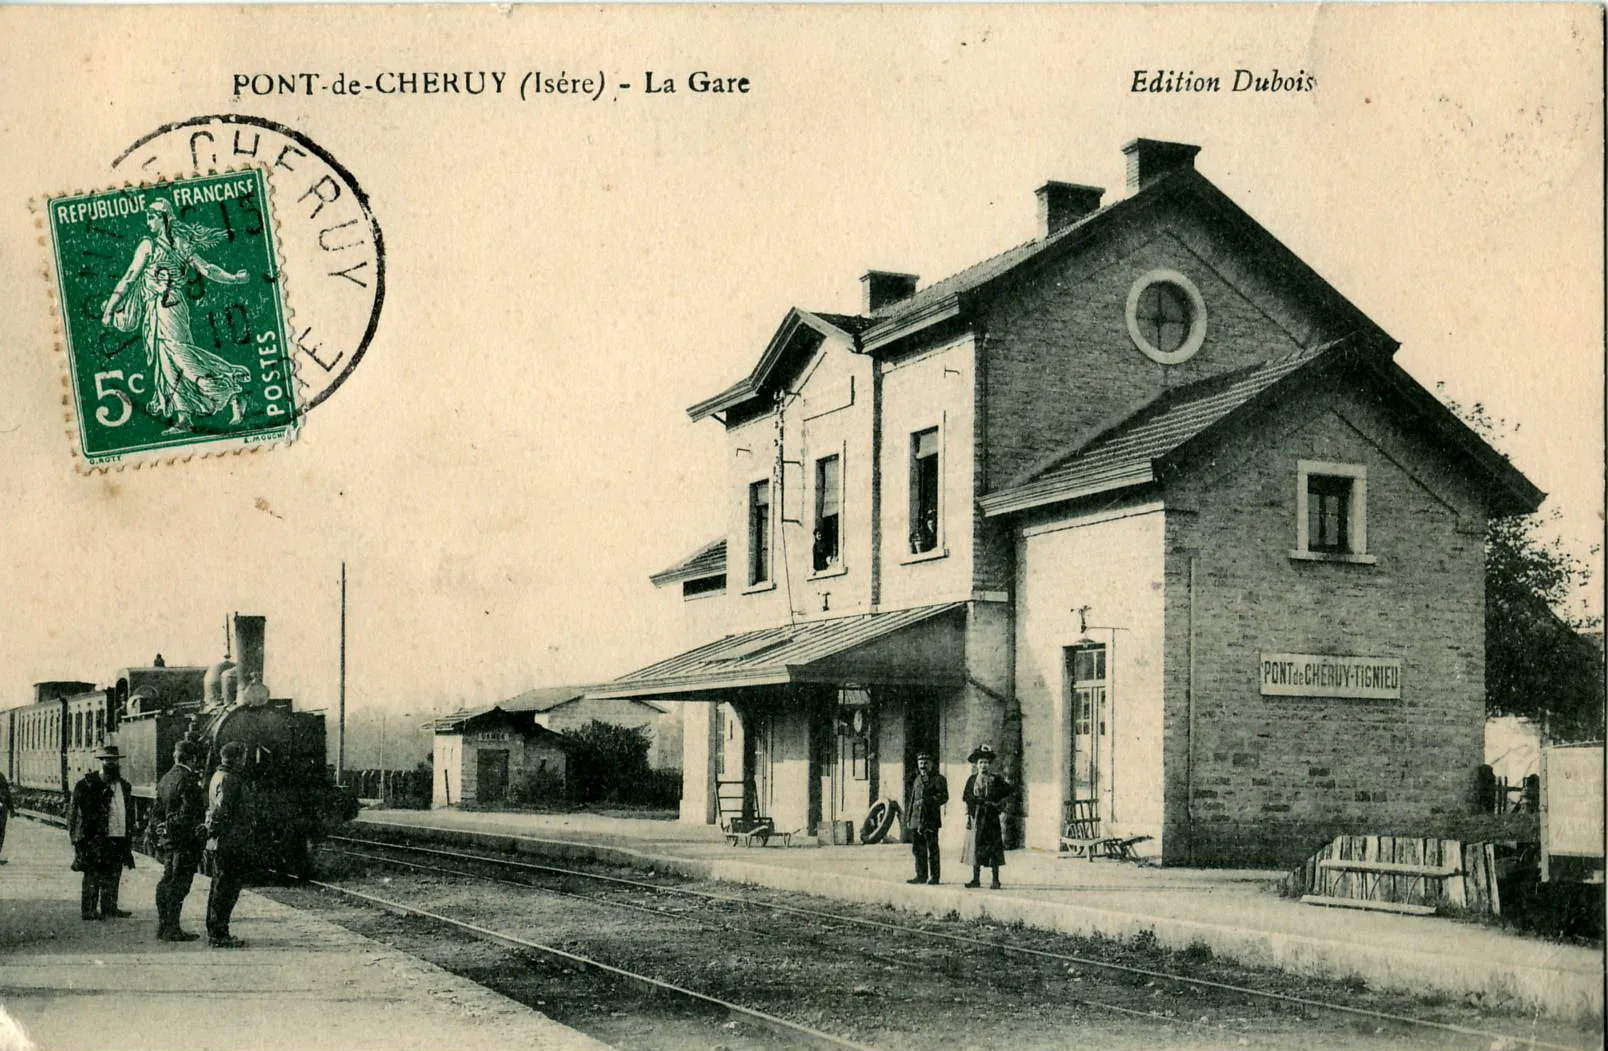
[358,807,1604,1023]
[0,818,610,1051]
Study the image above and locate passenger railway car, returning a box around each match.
[1,615,343,875]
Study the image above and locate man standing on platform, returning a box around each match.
[0,767,11,864]
[204,741,249,948]
[68,744,135,920]
[152,739,206,942]
[903,751,948,885]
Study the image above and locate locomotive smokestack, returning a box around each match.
[230,614,266,693]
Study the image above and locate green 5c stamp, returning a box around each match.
[45,169,297,467]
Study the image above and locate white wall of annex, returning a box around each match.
[1015,505,1166,853]
[432,733,463,808]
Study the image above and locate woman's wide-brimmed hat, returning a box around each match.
[967,744,997,764]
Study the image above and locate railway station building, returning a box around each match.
[593,138,1542,866]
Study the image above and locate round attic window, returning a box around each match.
[1126,269,1207,365]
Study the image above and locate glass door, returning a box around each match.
[1067,645,1107,807]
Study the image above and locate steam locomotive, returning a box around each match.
[0,614,346,876]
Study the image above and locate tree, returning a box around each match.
[1440,386,1605,740]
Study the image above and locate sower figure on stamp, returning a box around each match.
[68,744,136,919]
[204,741,250,948]
[152,739,206,942]
[903,751,948,885]
[99,198,251,435]
[961,744,1015,890]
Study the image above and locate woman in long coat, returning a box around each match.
[961,744,1015,889]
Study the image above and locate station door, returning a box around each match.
[1066,645,1108,825]
[477,748,509,803]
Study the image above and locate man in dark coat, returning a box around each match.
[903,751,948,885]
[204,741,250,948]
[151,739,207,941]
[961,743,1015,889]
[68,744,136,919]
[0,768,11,865]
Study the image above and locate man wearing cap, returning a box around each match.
[961,744,1015,889]
[204,741,249,948]
[151,739,207,942]
[68,745,136,920]
[903,751,948,885]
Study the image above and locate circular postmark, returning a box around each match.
[113,115,384,413]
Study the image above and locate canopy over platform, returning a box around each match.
[590,602,967,699]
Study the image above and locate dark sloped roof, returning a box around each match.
[589,602,966,698]
[500,685,588,713]
[692,158,1395,420]
[981,339,1544,519]
[980,345,1334,516]
[810,312,876,334]
[649,538,727,587]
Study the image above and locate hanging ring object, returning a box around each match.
[860,798,900,844]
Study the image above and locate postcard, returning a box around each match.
[0,6,1601,1050]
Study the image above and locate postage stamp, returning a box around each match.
[43,168,299,468]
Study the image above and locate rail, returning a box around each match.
[301,874,880,1051]
[329,832,1596,1051]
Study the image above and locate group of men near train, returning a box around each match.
[67,739,249,947]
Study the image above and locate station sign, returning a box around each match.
[1259,653,1401,699]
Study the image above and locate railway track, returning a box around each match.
[317,833,1594,1051]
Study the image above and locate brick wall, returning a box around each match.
[1161,387,1488,867]
[975,212,1316,594]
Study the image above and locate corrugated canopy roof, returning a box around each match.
[589,602,967,699]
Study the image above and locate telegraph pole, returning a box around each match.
[338,561,347,787]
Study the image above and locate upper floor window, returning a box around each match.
[909,427,940,554]
[747,479,772,586]
[813,454,842,572]
[1293,460,1374,563]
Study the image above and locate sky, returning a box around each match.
[0,4,1601,722]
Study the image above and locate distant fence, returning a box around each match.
[345,768,430,809]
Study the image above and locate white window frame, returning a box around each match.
[903,419,948,564]
[1291,459,1376,564]
[744,475,777,592]
[809,444,850,580]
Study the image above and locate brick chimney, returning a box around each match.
[1035,181,1104,238]
[861,270,919,313]
[1121,138,1202,192]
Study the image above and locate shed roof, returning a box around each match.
[649,538,728,587]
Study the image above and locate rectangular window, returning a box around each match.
[1294,460,1371,561]
[813,454,841,572]
[682,574,726,599]
[94,709,105,744]
[909,428,940,554]
[747,479,771,585]
[1307,475,1351,553]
